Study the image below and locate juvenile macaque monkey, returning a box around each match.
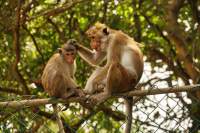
[75,22,143,133]
[41,39,83,133]
[41,39,83,99]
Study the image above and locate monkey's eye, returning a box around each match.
[103,27,109,35]
[66,52,74,56]
[66,53,71,56]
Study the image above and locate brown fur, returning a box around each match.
[41,40,83,99]
[77,22,144,133]
[41,40,83,133]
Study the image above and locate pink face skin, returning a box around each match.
[90,38,101,51]
[64,52,76,64]
[86,28,102,51]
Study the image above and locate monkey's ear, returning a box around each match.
[103,27,109,35]
[57,48,62,54]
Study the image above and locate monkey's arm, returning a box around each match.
[77,45,106,66]
[65,77,79,89]
[61,77,84,98]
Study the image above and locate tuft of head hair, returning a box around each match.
[66,39,77,45]
[62,43,76,52]
[94,22,106,29]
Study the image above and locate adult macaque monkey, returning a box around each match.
[41,39,83,133]
[75,22,143,133]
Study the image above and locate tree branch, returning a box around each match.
[71,105,125,130]
[97,104,125,121]
[188,0,200,24]
[22,25,45,65]
[132,0,142,42]
[21,0,38,24]
[29,0,91,20]
[0,84,200,108]
[165,0,200,83]
[148,48,190,84]
[117,84,200,97]
[0,86,23,95]
[12,0,30,94]
[141,13,170,44]
[138,8,191,84]
[47,18,67,42]
[101,0,108,23]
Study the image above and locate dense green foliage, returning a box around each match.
[0,0,200,132]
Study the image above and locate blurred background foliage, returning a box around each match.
[0,0,200,132]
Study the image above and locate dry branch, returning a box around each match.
[28,0,91,20]
[0,84,200,108]
[116,84,200,97]
[0,97,84,108]
[12,0,30,94]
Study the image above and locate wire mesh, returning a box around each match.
[0,84,200,133]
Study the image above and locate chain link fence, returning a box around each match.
[0,84,200,133]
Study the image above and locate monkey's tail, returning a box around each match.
[52,104,65,133]
[124,97,133,133]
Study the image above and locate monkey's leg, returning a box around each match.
[124,97,133,133]
[114,63,138,92]
[90,63,121,104]
[107,63,134,133]
[84,68,105,94]
[111,64,134,133]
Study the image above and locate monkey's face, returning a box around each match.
[86,22,110,52]
[59,43,77,64]
[63,50,76,64]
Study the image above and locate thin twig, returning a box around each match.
[22,25,45,64]
[47,18,67,42]
[0,86,23,95]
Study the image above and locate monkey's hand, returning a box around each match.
[67,38,80,50]
[74,87,85,97]
[90,79,105,94]
[96,83,105,93]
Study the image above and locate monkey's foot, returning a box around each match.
[88,93,111,106]
[95,83,105,93]
[62,90,76,99]
[85,95,98,105]
[75,88,85,97]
